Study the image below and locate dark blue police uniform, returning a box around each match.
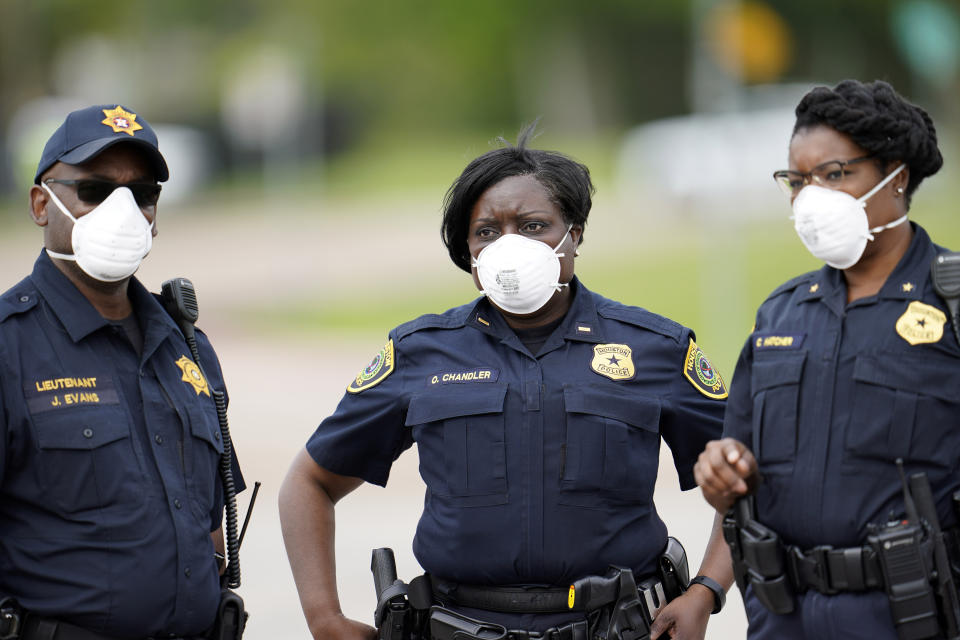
[306,278,725,629]
[723,224,960,638]
[0,252,244,638]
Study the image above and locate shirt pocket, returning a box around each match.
[31,406,150,532]
[406,384,508,507]
[846,352,958,468]
[186,403,226,524]
[558,385,661,507]
[750,352,806,465]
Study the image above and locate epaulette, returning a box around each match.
[0,277,39,324]
[596,299,685,344]
[763,270,820,303]
[395,302,474,341]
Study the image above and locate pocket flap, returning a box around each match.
[562,386,660,432]
[34,411,129,450]
[405,384,507,425]
[751,352,806,393]
[188,405,226,454]
[853,352,955,402]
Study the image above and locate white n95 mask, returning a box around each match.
[472,227,572,315]
[791,163,907,270]
[42,183,154,282]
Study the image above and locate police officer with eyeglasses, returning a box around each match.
[696,80,958,640]
[0,104,244,640]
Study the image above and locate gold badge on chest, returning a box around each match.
[591,343,635,381]
[895,300,946,345]
[175,355,210,396]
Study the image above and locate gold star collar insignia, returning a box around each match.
[101,106,143,136]
[902,282,915,293]
[809,283,819,293]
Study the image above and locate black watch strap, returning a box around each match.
[689,575,725,614]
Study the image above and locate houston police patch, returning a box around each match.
[591,343,635,381]
[683,339,727,399]
[895,301,946,345]
[347,339,395,394]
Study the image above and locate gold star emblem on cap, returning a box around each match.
[902,282,915,292]
[809,283,819,293]
[101,106,143,136]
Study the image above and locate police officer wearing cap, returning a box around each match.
[280,126,732,640]
[695,80,955,639]
[0,104,244,639]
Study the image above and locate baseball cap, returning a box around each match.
[34,104,169,183]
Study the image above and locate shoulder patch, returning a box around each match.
[347,339,395,394]
[683,338,727,399]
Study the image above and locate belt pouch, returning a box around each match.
[429,607,507,640]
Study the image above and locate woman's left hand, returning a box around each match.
[647,584,714,640]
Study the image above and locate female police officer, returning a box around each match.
[695,80,953,639]
[280,126,732,640]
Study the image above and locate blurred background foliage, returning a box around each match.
[0,0,958,376]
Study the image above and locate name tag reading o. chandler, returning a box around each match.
[429,369,500,385]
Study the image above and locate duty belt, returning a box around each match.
[430,578,572,613]
[17,615,201,640]
[786,544,885,594]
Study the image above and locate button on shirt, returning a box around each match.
[306,279,725,586]
[0,253,244,637]
[723,224,960,549]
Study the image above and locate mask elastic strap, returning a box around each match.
[41,182,79,223]
[553,224,574,256]
[40,182,79,261]
[550,225,575,290]
[867,214,909,238]
[858,163,906,204]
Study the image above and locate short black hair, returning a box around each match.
[441,123,595,273]
[793,79,942,208]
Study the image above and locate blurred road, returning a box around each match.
[0,202,747,638]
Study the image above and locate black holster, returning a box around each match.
[208,589,247,640]
[723,497,795,615]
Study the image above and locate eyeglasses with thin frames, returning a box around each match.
[43,178,162,208]
[772,155,875,198]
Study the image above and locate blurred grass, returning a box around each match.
[3,130,958,379]
[220,129,959,377]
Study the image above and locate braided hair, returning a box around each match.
[441,123,594,273]
[793,79,943,208]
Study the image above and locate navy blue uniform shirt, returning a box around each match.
[723,224,960,550]
[307,279,725,587]
[0,253,244,637]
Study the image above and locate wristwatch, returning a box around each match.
[688,575,725,614]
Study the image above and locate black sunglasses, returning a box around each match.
[44,178,162,208]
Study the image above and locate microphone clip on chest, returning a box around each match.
[931,252,960,348]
